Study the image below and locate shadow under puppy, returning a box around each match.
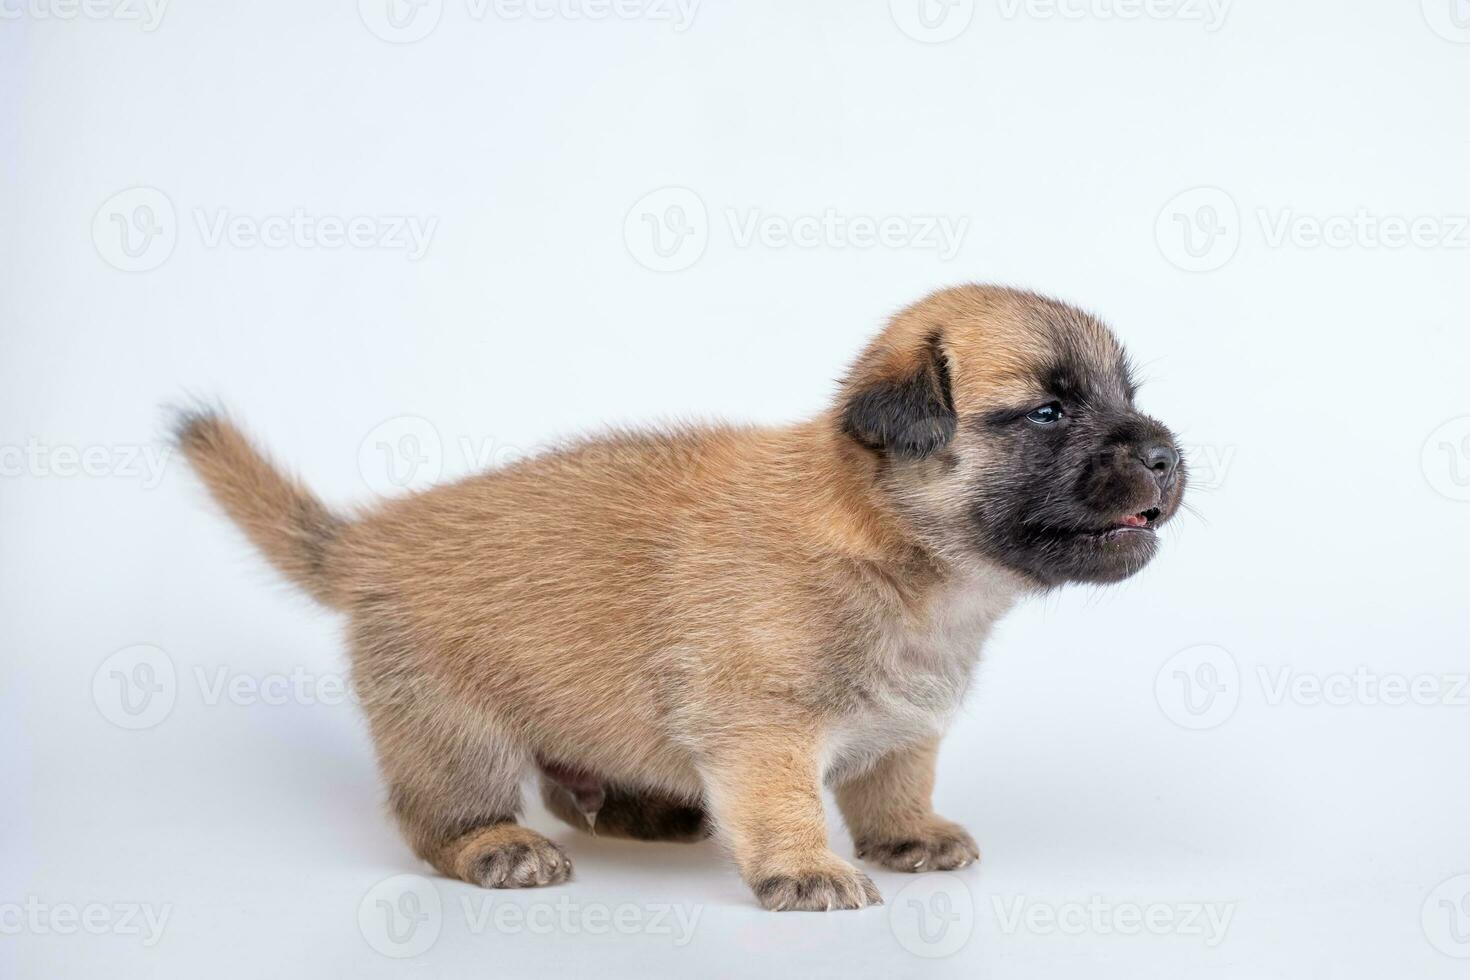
[176,284,1186,911]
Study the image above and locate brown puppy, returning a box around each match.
[175,285,1186,911]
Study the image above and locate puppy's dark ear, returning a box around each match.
[841,332,956,459]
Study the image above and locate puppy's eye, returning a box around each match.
[1025,402,1063,425]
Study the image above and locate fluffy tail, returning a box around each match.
[172,409,347,609]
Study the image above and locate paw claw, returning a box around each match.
[855,821,980,873]
[464,830,573,889]
[752,863,884,912]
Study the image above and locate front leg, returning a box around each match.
[703,731,882,911]
[835,736,980,872]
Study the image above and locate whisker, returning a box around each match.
[1178,499,1208,525]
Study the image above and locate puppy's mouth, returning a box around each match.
[1089,506,1163,540]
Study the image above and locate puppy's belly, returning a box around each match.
[476,684,703,797]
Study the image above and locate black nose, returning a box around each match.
[1141,442,1180,482]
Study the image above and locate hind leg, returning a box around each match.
[540,774,709,843]
[422,819,572,888]
[382,713,573,887]
[354,641,572,888]
[386,719,572,887]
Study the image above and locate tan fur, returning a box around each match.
[175,414,345,607]
[175,285,1139,911]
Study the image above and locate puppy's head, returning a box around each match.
[838,285,1186,586]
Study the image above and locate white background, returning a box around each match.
[4,1,1469,976]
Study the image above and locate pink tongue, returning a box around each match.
[1120,513,1147,527]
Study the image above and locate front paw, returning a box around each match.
[751,859,884,911]
[855,820,979,872]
